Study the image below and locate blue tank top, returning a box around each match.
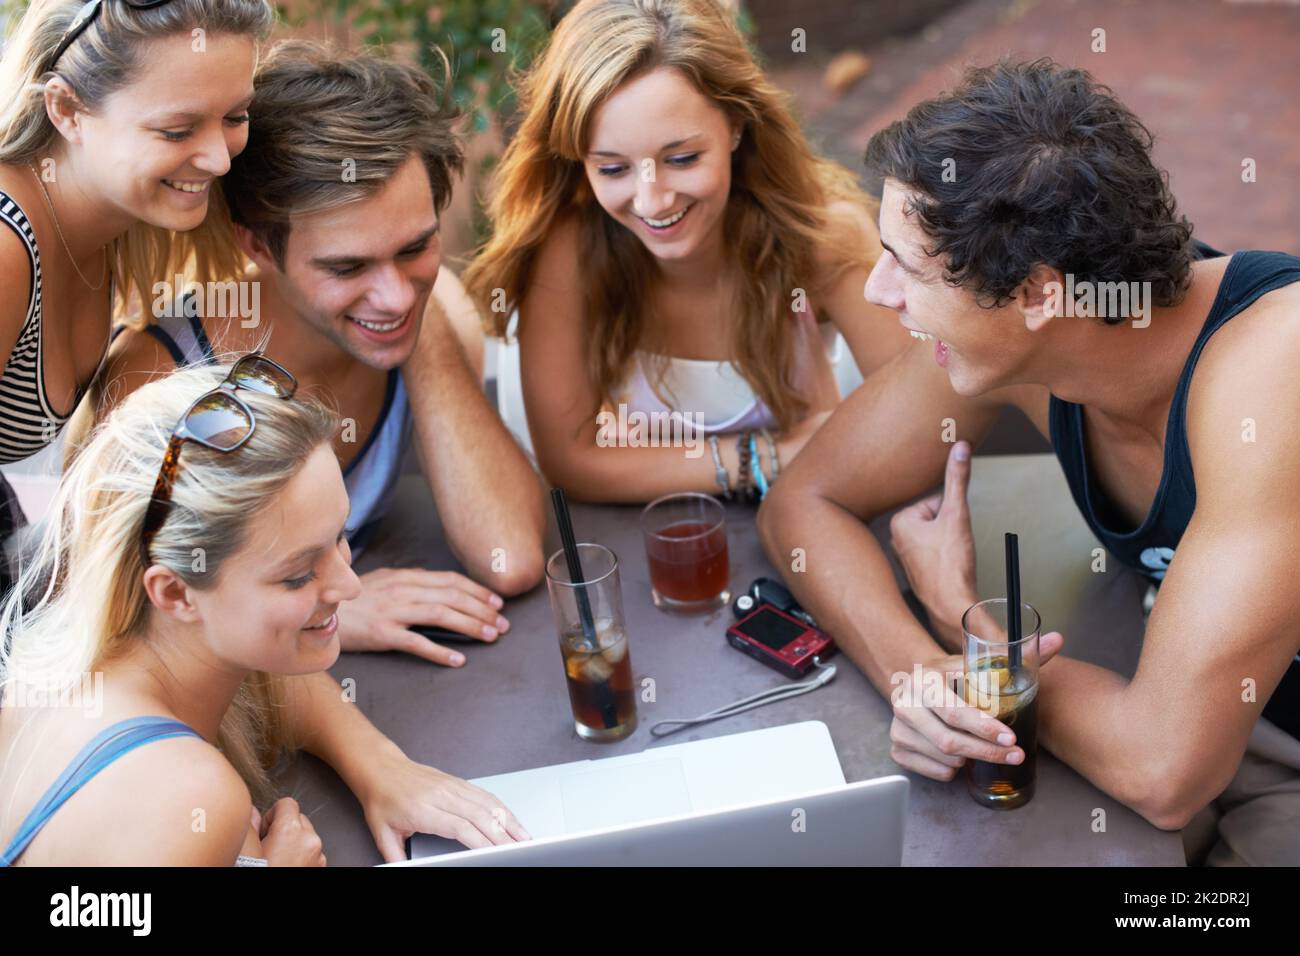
[0,715,202,866]
[119,304,413,557]
[1049,244,1300,740]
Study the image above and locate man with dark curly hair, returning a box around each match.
[758,59,1300,865]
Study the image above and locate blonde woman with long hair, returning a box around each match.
[0,360,527,865]
[465,0,911,503]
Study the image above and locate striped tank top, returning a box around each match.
[0,188,111,463]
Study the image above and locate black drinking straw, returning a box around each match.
[550,489,618,729]
[1005,532,1022,669]
[551,489,597,648]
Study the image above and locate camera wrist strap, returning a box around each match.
[648,658,837,738]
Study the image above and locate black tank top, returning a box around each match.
[1050,243,1300,740]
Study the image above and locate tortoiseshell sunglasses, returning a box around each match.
[45,0,178,75]
[139,353,297,567]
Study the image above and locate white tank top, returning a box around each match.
[494,308,861,456]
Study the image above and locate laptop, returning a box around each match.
[389,721,908,866]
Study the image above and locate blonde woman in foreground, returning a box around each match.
[0,361,527,865]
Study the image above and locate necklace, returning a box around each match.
[27,161,107,291]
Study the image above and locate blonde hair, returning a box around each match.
[463,0,877,432]
[0,0,276,315]
[0,362,338,805]
[223,39,464,269]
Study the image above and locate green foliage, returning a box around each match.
[290,1,571,248]
[292,0,567,134]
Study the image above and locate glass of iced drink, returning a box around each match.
[960,598,1041,809]
[545,543,637,742]
[640,492,730,614]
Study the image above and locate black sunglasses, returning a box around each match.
[139,353,297,567]
[45,0,175,75]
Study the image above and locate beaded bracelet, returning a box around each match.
[736,430,753,498]
[749,431,770,500]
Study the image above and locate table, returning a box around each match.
[274,455,1186,865]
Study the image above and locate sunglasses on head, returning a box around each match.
[45,0,176,75]
[139,353,297,568]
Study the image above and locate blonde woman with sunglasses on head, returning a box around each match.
[0,360,528,865]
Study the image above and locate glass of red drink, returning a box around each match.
[640,492,730,615]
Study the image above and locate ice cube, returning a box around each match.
[581,653,614,684]
[602,635,629,664]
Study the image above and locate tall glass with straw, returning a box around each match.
[545,490,637,742]
[960,533,1041,809]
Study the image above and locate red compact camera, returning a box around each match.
[726,603,836,679]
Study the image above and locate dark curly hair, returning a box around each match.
[864,59,1194,320]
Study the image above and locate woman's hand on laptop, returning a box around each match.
[887,636,1064,781]
[337,567,510,666]
[357,750,532,862]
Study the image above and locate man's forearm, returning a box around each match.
[404,315,546,593]
[759,489,1201,829]
[757,488,947,695]
[1036,658,1207,829]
